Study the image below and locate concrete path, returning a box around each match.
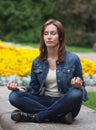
[76,53,96,61]
[0,86,96,130]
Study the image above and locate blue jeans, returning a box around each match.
[9,88,82,122]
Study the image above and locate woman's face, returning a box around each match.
[43,24,59,48]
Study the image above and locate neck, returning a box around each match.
[47,46,58,59]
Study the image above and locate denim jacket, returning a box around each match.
[26,51,88,101]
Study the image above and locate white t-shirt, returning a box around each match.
[44,69,60,97]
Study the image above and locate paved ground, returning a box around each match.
[76,52,96,61]
[0,86,96,130]
[0,126,3,130]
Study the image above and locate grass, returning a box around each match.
[20,43,94,52]
[66,46,93,52]
[20,43,39,48]
[83,92,96,111]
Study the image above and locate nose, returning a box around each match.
[47,33,52,39]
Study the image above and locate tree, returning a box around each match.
[0,0,54,43]
[53,0,96,46]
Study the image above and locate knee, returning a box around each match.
[69,88,82,101]
[9,91,20,105]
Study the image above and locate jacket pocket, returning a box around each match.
[34,68,43,81]
[62,67,75,82]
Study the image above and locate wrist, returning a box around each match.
[17,87,26,92]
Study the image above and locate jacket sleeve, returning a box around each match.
[74,56,88,101]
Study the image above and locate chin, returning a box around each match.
[47,45,55,48]
[46,44,53,47]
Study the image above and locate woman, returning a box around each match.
[7,19,88,124]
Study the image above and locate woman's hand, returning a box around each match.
[71,77,82,89]
[7,81,25,92]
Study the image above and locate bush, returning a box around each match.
[0,0,54,43]
[80,33,96,47]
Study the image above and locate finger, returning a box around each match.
[72,77,76,82]
[7,81,15,87]
[71,77,76,85]
[76,77,83,85]
[7,81,18,90]
[76,77,82,82]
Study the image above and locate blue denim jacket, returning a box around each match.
[26,51,88,101]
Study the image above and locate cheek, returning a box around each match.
[54,36,59,42]
[43,36,46,42]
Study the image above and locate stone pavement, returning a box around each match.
[0,86,96,130]
[76,52,96,61]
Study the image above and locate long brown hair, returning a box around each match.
[39,19,66,63]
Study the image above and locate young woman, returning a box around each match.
[7,19,88,124]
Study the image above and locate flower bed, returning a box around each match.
[0,40,96,86]
[0,40,39,77]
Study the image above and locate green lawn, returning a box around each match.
[66,46,93,52]
[20,43,93,52]
[83,92,96,111]
[21,43,39,48]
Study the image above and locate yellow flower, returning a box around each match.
[0,40,39,76]
[0,40,96,77]
[81,58,96,76]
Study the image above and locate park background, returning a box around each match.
[0,0,96,83]
[0,0,96,47]
[0,2,96,130]
[0,0,96,85]
[0,0,96,111]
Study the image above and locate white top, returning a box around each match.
[44,69,60,97]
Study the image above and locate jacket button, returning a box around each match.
[67,69,70,72]
[57,70,59,72]
[58,80,60,82]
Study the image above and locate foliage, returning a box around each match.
[0,0,96,47]
[53,0,96,47]
[0,0,54,43]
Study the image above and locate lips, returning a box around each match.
[46,41,53,43]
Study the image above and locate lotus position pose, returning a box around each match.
[7,19,88,124]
